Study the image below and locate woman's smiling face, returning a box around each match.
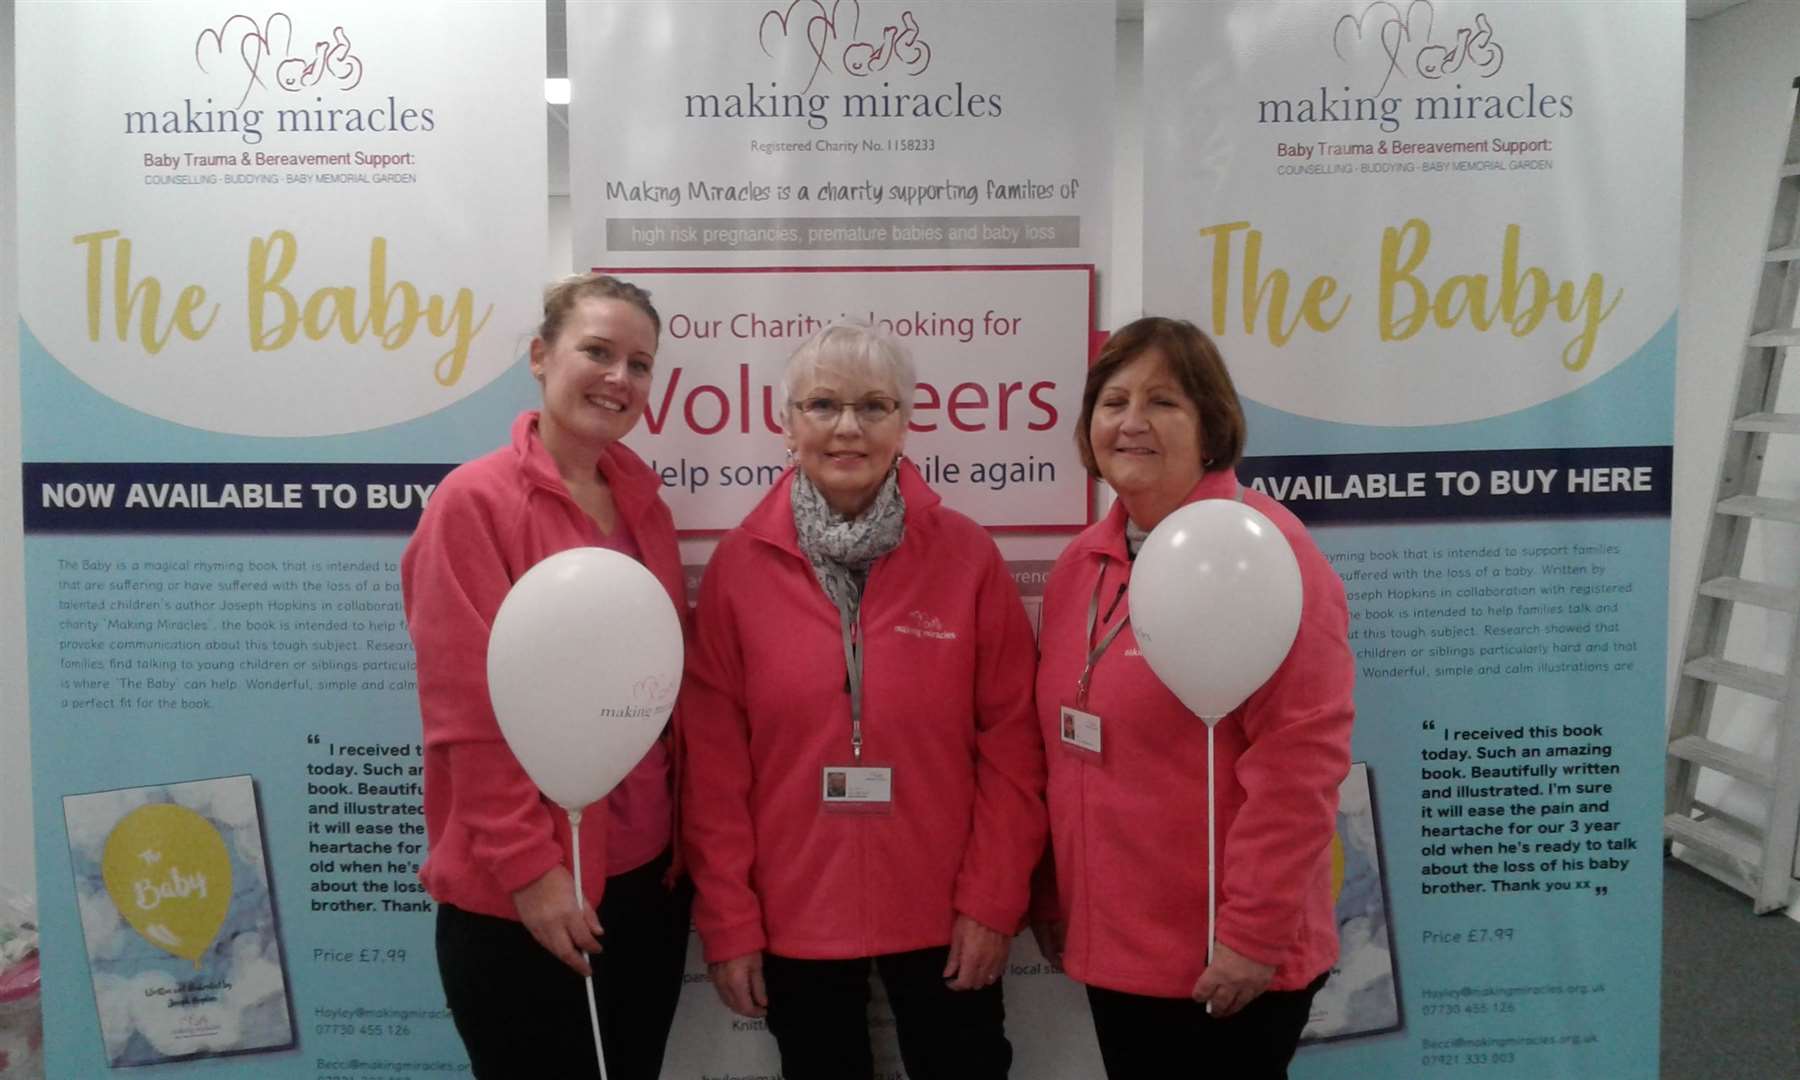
[784,358,907,517]
[530,297,659,449]
[1088,347,1205,504]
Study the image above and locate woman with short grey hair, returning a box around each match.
[682,323,1046,1079]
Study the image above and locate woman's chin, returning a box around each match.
[1102,466,1164,496]
[571,412,635,444]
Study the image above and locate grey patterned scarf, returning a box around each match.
[790,468,906,621]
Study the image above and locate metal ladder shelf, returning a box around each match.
[1663,78,1800,915]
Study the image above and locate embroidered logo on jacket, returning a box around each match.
[894,609,956,640]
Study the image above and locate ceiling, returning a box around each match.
[1688,0,1752,18]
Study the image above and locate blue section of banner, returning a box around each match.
[23,462,455,533]
[1303,517,1668,1080]
[26,532,455,1077]
[1243,316,1678,457]
[18,320,537,464]
[1239,445,1672,525]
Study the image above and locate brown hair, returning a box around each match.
[538,273,660,344]
[1074,317,1247,477]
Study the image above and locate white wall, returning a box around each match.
[1676,0,1800,920]
[1107,19,1144,331]
[0,0,29,904]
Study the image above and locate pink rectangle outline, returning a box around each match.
[595,264,1100,538]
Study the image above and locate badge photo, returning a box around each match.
[821,764,895,814]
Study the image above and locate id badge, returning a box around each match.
[1059,705,1103,762]
[822,764,894,814]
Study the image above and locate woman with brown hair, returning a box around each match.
[1031,317,1355,1079]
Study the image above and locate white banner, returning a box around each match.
[570,0,1113,268]
[18,2,546,437]
[1144,0,1679,427]
[571,5,1114,1073]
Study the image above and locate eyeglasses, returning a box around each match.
[791,396,902,425]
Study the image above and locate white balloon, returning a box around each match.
[1127,500,1303,724]
[487,547,684,810]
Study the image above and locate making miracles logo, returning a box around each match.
[760,0,932,93]
[683,1,1001,132]
[1255,1,1575,135]
[894,609,956,641]
[118,11,440,146]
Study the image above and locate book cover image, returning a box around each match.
[1302,762,1403,1044]
[62,775,294,1067]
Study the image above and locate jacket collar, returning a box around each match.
[740,457,941,558]
[509,410,663,517]
[1069,467,1243,563]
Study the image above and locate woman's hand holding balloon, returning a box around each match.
[512,865,603,976]
[1191,941,1276,1018]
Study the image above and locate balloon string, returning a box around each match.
[569,808,610,1080]
[1205,719,1217,1017]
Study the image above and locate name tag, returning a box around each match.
[822,764,894,814]
[1060,705,1103,761]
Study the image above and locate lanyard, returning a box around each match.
[1076,486,1244,709]
[839,605,865,760]
[1077,558,1129,709]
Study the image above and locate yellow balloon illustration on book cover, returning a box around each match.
[101,804,232,967]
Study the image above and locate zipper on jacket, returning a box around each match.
[853,559,883,753]
[1077,556,1100,977]
[857,558,879,957]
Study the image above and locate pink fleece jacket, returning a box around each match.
[683,462,1046,964]
[401,411,687,920]
[1035,468,1355,997]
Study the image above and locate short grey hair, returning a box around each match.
[780,323,916,422]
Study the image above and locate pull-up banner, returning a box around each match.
[1144,2,1681,1077]
[19,2,547,1075]
[568,2,1113,1075]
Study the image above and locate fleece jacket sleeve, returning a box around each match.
[1212,543,1356,967]
[402,483,570,897]
[953,546,1050,936]
[679,554,768,964]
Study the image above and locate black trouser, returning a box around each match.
[435,849,692,1080]
[761,945,1013,1080]
[1085,973,1327,1080]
